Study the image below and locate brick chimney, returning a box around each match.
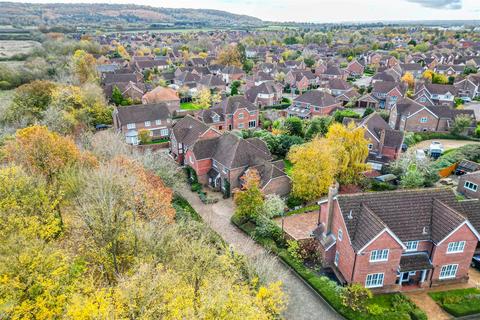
[325,182,339,235]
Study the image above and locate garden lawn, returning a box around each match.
[180,102,203,110]
[231,215,427,320]
[429,288,480,317]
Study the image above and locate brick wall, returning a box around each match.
[430,223,478,286]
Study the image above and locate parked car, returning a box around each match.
[471,254,480,269]
[429,141,444,159]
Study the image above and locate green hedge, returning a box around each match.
[231,215,426,320]
[429,288,480,317]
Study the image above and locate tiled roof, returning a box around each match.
[115,103,171,124]
[336,188,473,252]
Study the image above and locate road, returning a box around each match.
[181,187,343,320]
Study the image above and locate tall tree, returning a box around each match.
[215,44,242,67]
[72,49,98,84]
[326,123,369,184]
[288,137,337,201]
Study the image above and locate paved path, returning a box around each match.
[181,188,343,320]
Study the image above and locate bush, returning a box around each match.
[254,216,284,247]
[341,284,372,312]
[370,180,397,191]
[286,195,303,208]
[286,240,302,264]
[191,182,202,192]
[409,309,428,320]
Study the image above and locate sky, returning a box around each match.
[6,0,480,22]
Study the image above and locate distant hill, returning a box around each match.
[0,2,265,30]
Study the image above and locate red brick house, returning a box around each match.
[185,132,291,196]
[389,98,475,133]
[169,115,221,165]
[343,113,404,170]
[245,81,283,107]
[113,103,173,145]
[346,60,364,77]
[371,81,406,110]
[287,90,342,119]
[285,70,317,91]
[317,187,480,292]
[196,95,259,131]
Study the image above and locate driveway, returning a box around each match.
[180,187,343,320]
[414,139,480,152]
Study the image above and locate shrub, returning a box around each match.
[286,240,302,264]
[409,309,428,320]
[191,182,202,192]
[286,195,303,208]
[366,304,385,316]
[254,215,284,247]
[341,284,372,312]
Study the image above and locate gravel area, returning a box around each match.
[414,139,480,152]
[180,187,343,320]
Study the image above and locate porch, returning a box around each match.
[397,252,433,291]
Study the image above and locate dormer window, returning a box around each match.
[405,241,419,252]
[212,115,220,123]
[155,119,162,125]
[145,121,151,127]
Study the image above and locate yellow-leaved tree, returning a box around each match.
[326,122,370,185]
[288,137,337,201]
[401,71,415,89]
[72,49,98,84]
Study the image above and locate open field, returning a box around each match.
[0,40,40,59]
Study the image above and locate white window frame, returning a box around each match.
[155,119,162,125]
[238,113,244,119]
[447,241,465,254]
[127,123,136,129]
[439,264,458,279]
[365,273,384,288]
[370,249,389,262]
[160,128,169,136]
[420,117,428,123]
[368,143,373,150]
[338,229,343,241]
[334,251,339,266]
[145,121,151,127]
[238,123,244,129]
[248,120,256,128]
[405,241,419,252]
[464,181,478,192]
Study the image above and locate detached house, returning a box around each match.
[344,113,404,170]
[113,103,172,145]
[317,187,480,292]
[346,60,364,77]
[371,81,406,110]
[196,95,259,131]
[169,115,221,165]
[245,82,283,107]
[389,98,475,133]
[454,74,480,101]
[414,83,457,107]
[221,66,245,84]
[288,90,341,119]
[185,132,291,196]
